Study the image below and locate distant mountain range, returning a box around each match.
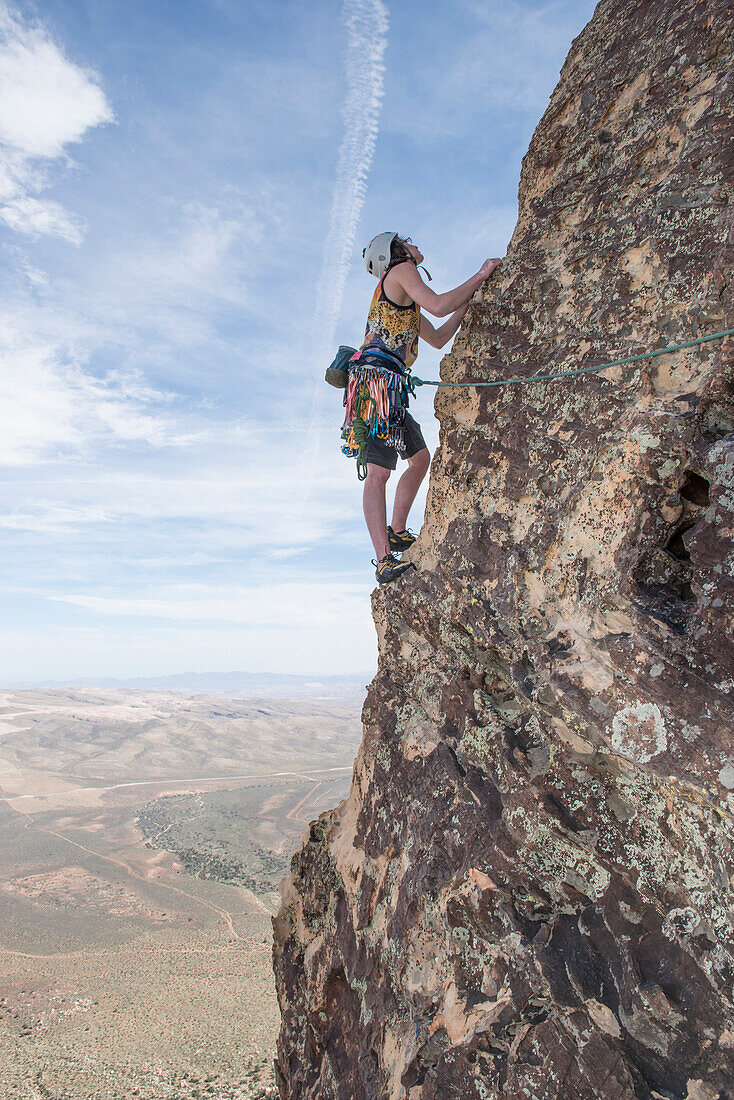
[5,670,373,697]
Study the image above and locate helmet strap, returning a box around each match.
[406,255,433,282]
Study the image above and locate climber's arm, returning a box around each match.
[391,258,502,318]
[419,307,468,349]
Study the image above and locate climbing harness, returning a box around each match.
[341,350,415,481]
[410,328,734,389]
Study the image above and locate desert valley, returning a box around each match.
[0,687,364,1099]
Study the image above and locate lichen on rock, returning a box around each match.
[273,0,734,1096]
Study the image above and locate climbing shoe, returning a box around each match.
[387,526,417,553]
[373,553,414,585]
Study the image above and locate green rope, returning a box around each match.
[352,417,370,481]
[411,328,734,390]
[351,392,380,480]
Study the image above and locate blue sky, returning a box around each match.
[0,0,596,682]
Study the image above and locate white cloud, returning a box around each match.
[0,171,289,466]
[52,580,372,630]
[113,201,260,309]
[0,194,273,470]
[271,547,310,560]
[0,432,366,553]
[0,194,84,243]
[5,242,49,286]
[0,325,185,466]
[0,2,113,242]
[0,503,114,533]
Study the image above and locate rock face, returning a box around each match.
[273,1,734,1096]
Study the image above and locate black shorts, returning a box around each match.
[364,412,427,471]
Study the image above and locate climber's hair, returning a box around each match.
[386,236,414,273]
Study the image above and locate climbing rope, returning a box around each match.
[351,416,370,481]
[410,328,734,389]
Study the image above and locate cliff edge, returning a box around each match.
[274,0,734,1096]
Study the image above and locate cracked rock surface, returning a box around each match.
[273,0,734,1096]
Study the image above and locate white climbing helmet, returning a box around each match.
[363,231,397,279]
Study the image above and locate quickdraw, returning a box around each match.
[341,352,414,480]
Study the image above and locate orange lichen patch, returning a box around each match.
[526,160,564,203]
[680,69,718,128]
[555,91,582,128]
[429,979,513,1045]
[434,382,481,429]
[600,71,651,129]
[648,348,707,397]
[620,239,662,293]
[467,868,497,892]
[633,124,686,188]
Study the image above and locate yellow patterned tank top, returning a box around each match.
[361,271,421,368]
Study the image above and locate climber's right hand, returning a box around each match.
[480,258,503,279]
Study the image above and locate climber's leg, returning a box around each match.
[363,462,392,560]
[391,447,430,533]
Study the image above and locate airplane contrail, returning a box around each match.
[298,0,389,507]
[313,0,390,349]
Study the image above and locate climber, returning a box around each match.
[347,232,502,584]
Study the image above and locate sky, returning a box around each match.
[0,0,597,683]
